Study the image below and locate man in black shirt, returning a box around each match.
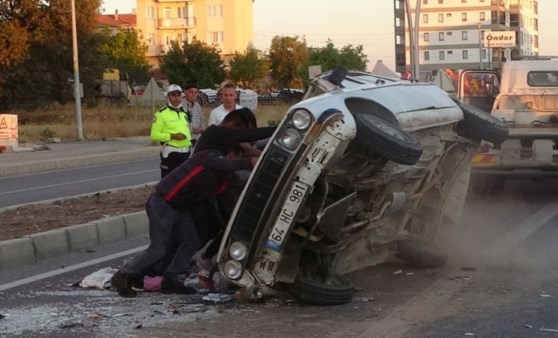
[111,144,256,297]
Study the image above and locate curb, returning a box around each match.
[0,147,160,177]
[0,211,149,271]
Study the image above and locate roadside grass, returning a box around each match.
[16,103,289,143]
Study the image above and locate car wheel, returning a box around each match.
[395,240,448,269]
[454,100,508,144]
[285,273,354,305]
[354,114,423,165]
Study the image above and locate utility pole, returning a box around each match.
[478,22,484,69]
[71,0,84,140]
[404,0,422,80]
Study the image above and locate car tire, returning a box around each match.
[285,273,354,305]
[395,240,448,269]
[354,114,423,165]
[454,100,508,144]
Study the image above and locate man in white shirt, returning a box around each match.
[208,83,241,126]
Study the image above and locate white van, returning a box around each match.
[467,59,558,193]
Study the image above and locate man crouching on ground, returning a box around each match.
[111,143,256,297]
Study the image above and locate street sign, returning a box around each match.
[484,31,516,48]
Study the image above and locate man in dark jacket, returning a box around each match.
[111,143,256,297]
[193,107,276,156]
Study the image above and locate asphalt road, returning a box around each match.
[1,179,558,336]
[0,159,159,208]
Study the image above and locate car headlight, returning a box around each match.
[223,260,243,280]
[291,109,312,130]
[277,128,300,150]
[229,241,247,261]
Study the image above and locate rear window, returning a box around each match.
[527,71,558,87]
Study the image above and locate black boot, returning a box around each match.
[161,276,197,294]
[111,271,138,298]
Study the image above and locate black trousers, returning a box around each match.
[160,151,190,178]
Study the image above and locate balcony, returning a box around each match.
[157,17,195,29]
[146,45,161,57]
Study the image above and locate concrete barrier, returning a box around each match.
[29,229,69,261]
[66,223,99,252]
[0,238,36,270]
[96,216,127,245]
[124,211,149,238]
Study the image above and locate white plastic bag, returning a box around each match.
[79,267,118,290]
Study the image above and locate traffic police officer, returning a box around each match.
[151,84,192,178]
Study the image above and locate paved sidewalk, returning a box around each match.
[0,137,159,271]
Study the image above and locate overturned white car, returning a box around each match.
[217,67,508,305]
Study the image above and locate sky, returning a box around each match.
[101,0,558,71]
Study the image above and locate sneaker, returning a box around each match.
[111,271,138,298]
[161,277,197,294]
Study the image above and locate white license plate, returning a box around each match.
[265,181,308,251]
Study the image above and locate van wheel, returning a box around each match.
[285,273,354,305]
[396,240,447,269]
[454,100,508,144]
[354,114,423,165]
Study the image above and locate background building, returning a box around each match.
[135,0,254,67]
[394,0,539,78]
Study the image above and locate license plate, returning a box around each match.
[265,181,308,251]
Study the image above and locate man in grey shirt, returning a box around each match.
[182,85,204,145]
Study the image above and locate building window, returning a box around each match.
[439,51,445,60]
[438,13,444,22]
[207,5,223,17]
[425,51,430,60]
[146,6,154,19]
[463,50,469,59]
[462,12,467,21]
[480,12,485,21]
[147,33,155,45]
[423,14,429,23]
[481,49,487,59]
[439,32,444,41]
[423,0,428,4]
[438,0,443,3]
[462,0,466,2]
[164,7,171,19]
[424,32,430,41]
[208,31,224,44]
[462,31,468,40]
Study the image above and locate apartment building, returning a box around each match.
[393,0,539,78]
[133,0,254,67]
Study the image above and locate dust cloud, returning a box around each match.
[437,179,558,272]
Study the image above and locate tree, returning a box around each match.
[97,28,151,84]
[0,0,104,110]
[228,48,268,89]
[268,36,308,89]
[160,39,226,89]
[301,40,368,85]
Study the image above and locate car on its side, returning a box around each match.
[217,67,507,305]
